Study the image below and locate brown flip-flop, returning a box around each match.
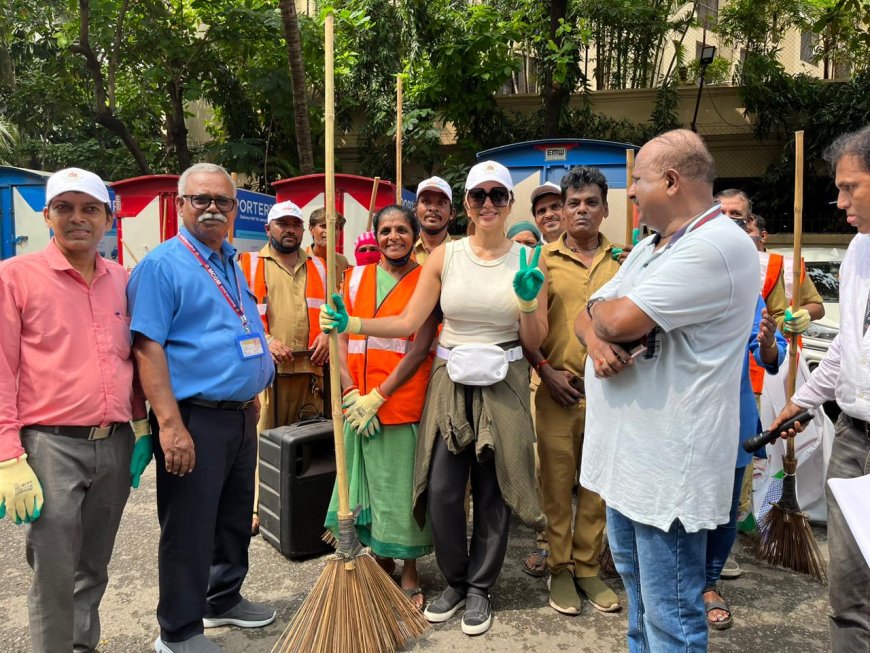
[522,548,550,577]
[402,586,425,611]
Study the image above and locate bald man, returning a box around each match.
[575,130,759,653]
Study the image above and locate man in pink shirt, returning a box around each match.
[0,167,151,653]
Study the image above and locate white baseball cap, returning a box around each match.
[465,160,513,192]
[530,182,562,209]
[45,168,110,207]
[267,200,304,224]
[416,176,452,202]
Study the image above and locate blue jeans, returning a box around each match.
[705,465,745,588]
[607,506,708,653]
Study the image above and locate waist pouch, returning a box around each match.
[437,343,524,386]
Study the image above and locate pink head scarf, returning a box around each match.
[354,231,381,266]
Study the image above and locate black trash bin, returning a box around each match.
[258,418,336,559]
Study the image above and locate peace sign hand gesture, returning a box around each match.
[513,245,544,313]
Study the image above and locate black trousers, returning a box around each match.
[427,435,511,595]
[151,402,257,642]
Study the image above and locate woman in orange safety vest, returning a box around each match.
[324,205,439,610]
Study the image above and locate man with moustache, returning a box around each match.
[412,176,457,264]
[307,207,350,276]
[531,181,566,244]
[0,168,150,653]
[769,125,870,653]
[128,163,276,653]
[525,166,621,616]
[575,130,759,652]
[240,200,329,429]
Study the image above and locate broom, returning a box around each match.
[395,74,403,204]
[365,177,381,232]
[752,130,827,582]
[271,15,430,653]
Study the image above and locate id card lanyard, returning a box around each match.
[178,233,252,335]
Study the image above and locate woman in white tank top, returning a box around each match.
[320,161,548,636]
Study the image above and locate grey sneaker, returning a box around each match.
[423,586,466,623]
[154,634,222,652]
[460,590,492,636]
[202,597,276,628]
[720,554,742,579]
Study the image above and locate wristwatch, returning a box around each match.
[586,297,606,319]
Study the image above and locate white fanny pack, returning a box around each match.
[437,344,524,386]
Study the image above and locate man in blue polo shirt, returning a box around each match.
[128,163,275,653]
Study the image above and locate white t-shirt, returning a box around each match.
[439,238,526,347]
[580,209,760,532]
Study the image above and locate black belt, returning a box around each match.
[181,397,255,411]
[846,414,870,437]
[24,423,126,441]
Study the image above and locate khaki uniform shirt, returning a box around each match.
[260,244,321,376]
[305,245,349,282]
[766,271,823,332]
[413,234,460,265]
[540,233,621,377]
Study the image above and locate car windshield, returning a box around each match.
[806,262,840,302]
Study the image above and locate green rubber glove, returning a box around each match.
[0,454,44,525]
[611,247,623,261]
[344,388,385,438]
[319,294,362,334]
[784,307,811,334]
[513,246,544,312]
[130,418,153,489]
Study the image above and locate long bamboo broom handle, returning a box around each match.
[324,14,351,526]
[625,149,635,246]
[786,130,804,464]
[365,176,381,232]
[395,75,403,204]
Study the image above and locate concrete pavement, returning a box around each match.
[0,465,831,652]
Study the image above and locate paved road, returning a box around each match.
[0,465,831,652]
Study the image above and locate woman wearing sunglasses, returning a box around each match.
[324,206,437,611]
[321,161,548,636]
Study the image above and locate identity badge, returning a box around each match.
[236,333,265,359]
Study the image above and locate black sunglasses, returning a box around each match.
[466,187,511,208]
[183,194,237,212]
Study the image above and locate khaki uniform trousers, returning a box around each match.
[535,384,606,577]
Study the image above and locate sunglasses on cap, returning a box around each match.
[183,195,236,212]
[466,187,511,209]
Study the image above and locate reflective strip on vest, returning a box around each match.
[309,255,327,287]
[256,304,267,316]
[347,266,366,307]
[347,337,409,355]
[307,297,324,309]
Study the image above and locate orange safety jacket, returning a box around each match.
[344,264,432,425]
[238,251,326,348]
[749,252,805,394]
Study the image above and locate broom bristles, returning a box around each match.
[753,474,827,582]
[272,552,429,653]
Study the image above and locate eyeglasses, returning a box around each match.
[182,195,237,212]
[731,218,748,230]
[466,187,511,208]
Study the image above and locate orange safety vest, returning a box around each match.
[238,251,326,348]
[760,251,784,300]
[344,264,432,425]
[749,252,805,394]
